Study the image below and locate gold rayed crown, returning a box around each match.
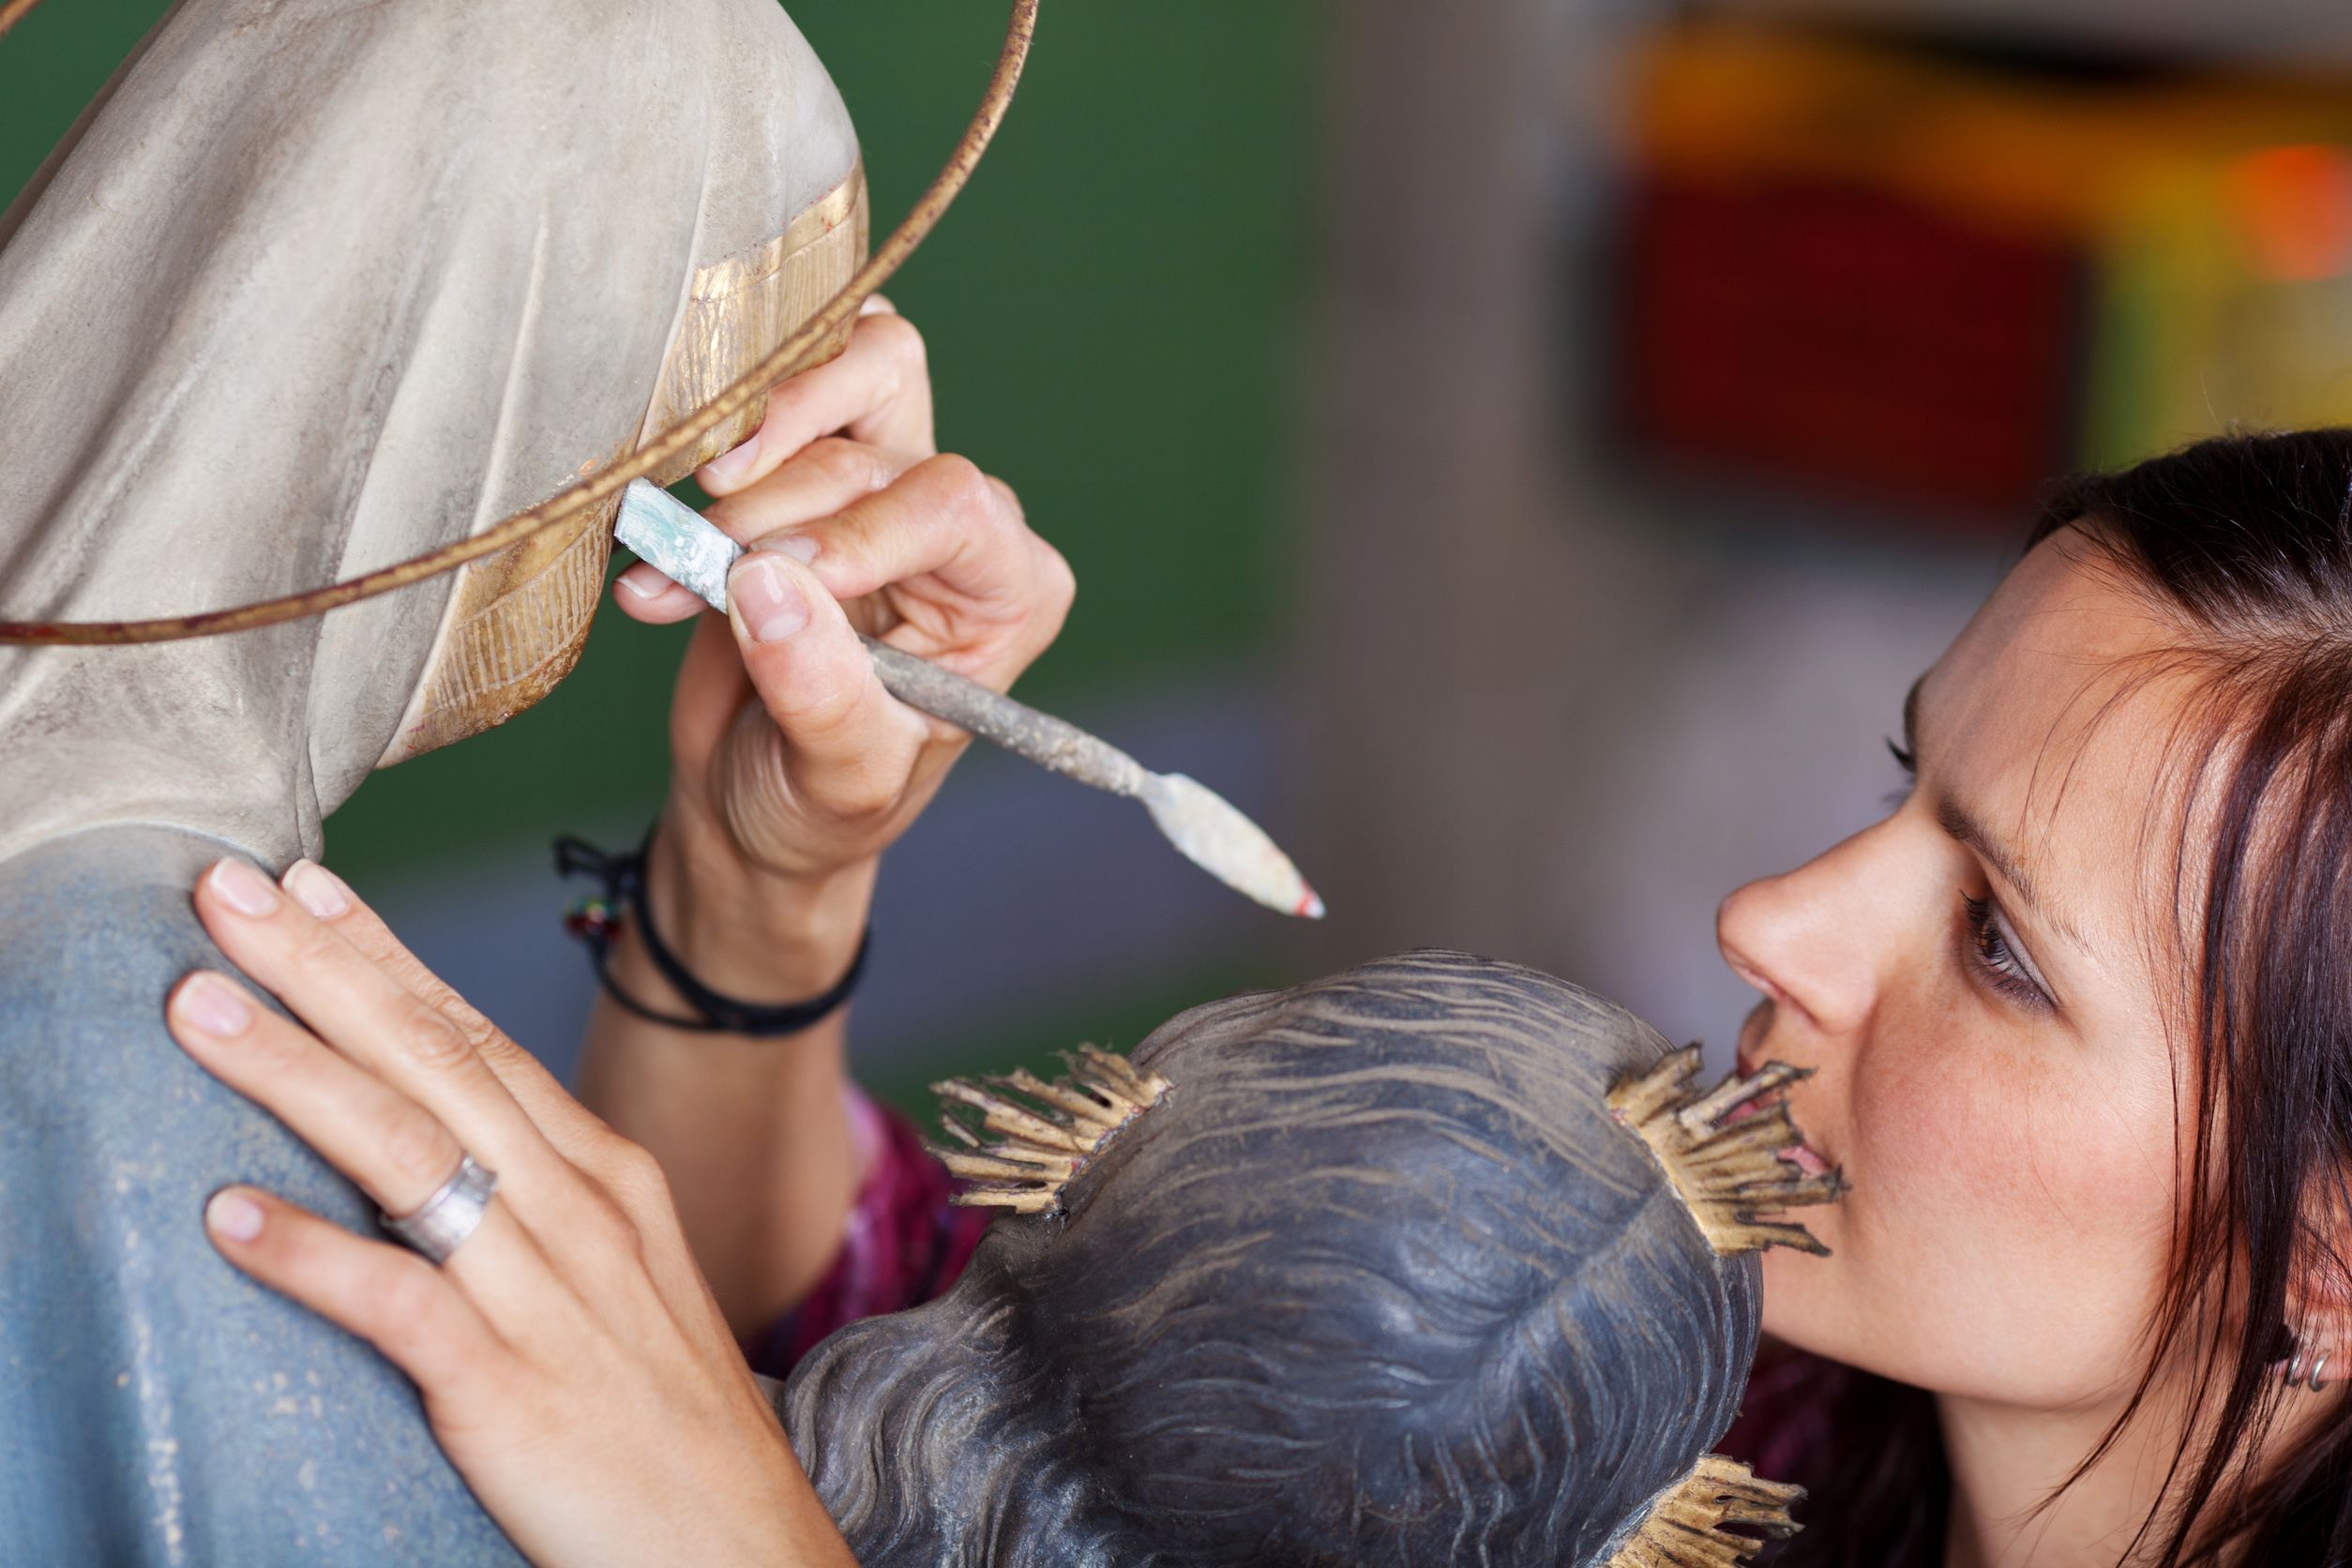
[1606,1455,1805,1567]
[1607,1047,1846,1257]
[931,1046,1174,1215]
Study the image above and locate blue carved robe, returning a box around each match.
[0,827,522,1560]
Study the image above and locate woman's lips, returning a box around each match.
[1780,1140,1833,1179]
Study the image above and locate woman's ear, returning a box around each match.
[2281,1205,2352,1390]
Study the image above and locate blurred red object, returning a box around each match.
[1612,23,2352,529]
[2227,146,2352,283]
[1621,176,2079,520]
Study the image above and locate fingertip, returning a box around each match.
[726,552,815,646]
[170,971,255,1042]
[751,532,822,566]
[613,565,707,624]
[614,561,670,601]
[282,859,352,921]
[205,1187,268,1244]
[725,555,890,738]
[859,292,898,317]
[696,430,763,495]
[203,857,282,919]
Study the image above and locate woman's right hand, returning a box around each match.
[583,303,1072,1332]
[612,301,1075,1000]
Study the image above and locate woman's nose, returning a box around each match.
[1715,828,1893,1041]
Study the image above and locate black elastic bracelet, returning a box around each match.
[554,830,869,1037]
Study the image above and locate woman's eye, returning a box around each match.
[1882,737,1919,809]
[1961,894,2053,1013]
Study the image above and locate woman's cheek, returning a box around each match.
[1755,1016,1968,1360]
[1776,1003,2178,1404]
[1851,1013,2035,1215]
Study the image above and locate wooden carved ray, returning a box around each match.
[1606,1455,1806,1568]
[1608,1046,1847,1257]
[931,1047,1173,1216]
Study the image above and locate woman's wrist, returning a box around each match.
[631,805,877,1007]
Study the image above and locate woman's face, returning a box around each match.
[1721,528,2204,1410]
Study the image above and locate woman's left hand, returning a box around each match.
[166,856,854,1568]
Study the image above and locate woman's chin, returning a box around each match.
[1756,1235,1844,1358]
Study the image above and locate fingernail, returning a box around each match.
[729,555,809,642]
[283,860,351,919]
[207,858,280,917]
[206,1190,266,1243]
[753,534,821,565]
[176,972,254,1038]
[616,564,671,599]
[700,433,761,490]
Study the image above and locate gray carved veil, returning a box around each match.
[0,0,863,868]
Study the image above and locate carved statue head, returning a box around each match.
[0,0,863,867]
[784,951,1841,1566]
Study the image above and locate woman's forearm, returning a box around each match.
[576,826,874,1338]
[566,309,1067,1342]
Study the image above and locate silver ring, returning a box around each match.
[379,1153,498,1265]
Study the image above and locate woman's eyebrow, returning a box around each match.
[1935,795,2093,955]
[1907,671,2095,955]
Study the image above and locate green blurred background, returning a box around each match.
[0,0,1324,1111]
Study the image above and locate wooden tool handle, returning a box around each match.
[861,637,1153,798]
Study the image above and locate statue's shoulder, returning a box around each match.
[0,826,221,1046]
[0,826,523,1566]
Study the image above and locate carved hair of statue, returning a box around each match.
[783,950,1842,1567]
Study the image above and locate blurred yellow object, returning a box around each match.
[1622,21,2352,502]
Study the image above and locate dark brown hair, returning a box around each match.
[1780,430,2352,1565]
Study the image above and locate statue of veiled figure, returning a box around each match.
[0,0,863,1557]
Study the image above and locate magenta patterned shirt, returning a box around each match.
[745,1090,994,1378]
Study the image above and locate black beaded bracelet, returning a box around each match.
[554,830,869,1038]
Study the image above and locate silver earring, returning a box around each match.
[2284,1344,2333,1394]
